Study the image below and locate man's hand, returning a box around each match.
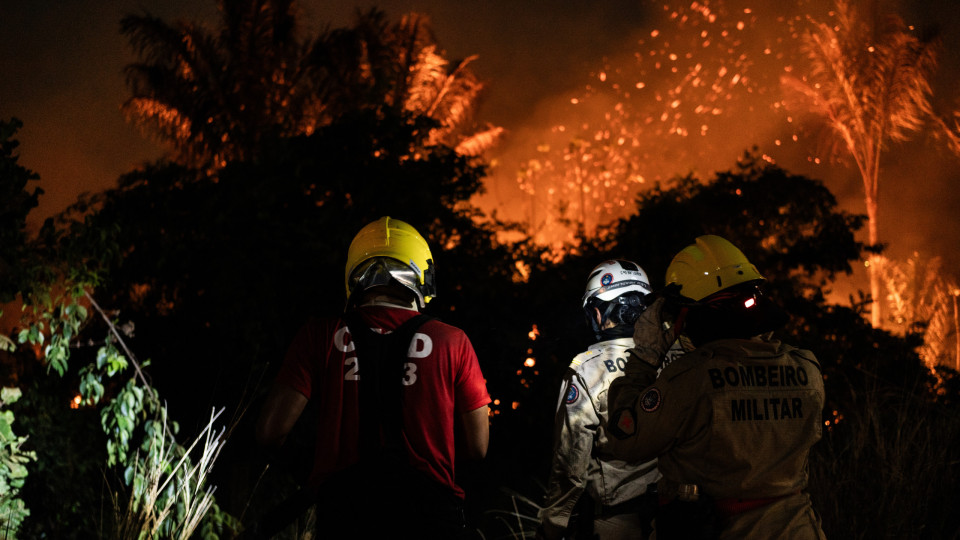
[628,297,674,368]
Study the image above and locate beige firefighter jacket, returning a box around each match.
[607,336,827,539]
[540,337,661,537]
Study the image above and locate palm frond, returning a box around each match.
[785,0,939,167]
[928,111,960,155]
[456,126,505,156]
[406,45,450,116]
[428,55,484,129]
[121,3,500,166]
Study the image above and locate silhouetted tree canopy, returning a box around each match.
[121,1,495,170]
[0,118,43,303]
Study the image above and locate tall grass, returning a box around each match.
[109,407,227,539]
[809,373,960,539]
[474,486,543,539]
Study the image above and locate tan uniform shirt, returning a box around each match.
[540,337,660,538]
[608,336,827,539]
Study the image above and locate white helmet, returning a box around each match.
[582,259,653,307]
[582,260,653,338]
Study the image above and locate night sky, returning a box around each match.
[3,0,960,286]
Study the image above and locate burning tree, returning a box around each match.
[880,253,960,370]
[309,9,502,156]
[121,0,500,171]
[781,0,942,327]
[517,124,642,248]
[121,0,321,169]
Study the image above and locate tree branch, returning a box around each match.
[84,291,156,399]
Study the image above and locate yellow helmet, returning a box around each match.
[345,217,437,308]
[665,235,764,301]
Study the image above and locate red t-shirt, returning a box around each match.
[275,305,490,498]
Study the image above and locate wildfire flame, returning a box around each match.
[493,0,817,250]
[485,0,960,372]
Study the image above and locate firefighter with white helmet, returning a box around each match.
[256,216,490,539]
[607,235,827,539]
[539,260,662,539]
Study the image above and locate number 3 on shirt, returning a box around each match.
[402,362,418,385]
[343,357,418,386]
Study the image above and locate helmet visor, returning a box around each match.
[609,292,650,326]
[348,257,436,307]
[350,257,420,294]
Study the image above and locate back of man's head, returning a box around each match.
[344,217,437,310]
[582,259,654,340]
[665,235,786,345]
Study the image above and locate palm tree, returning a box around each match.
[307,9,501,155]
[880,253,958,369]
[781,0,940,327]
[121,0,319,170]
[122,1,499,171]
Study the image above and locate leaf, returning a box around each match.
[107,353,128,376]
[0,417,12,441]
[54,360,67,376]
[96,347,108,369]
[0,387,21,405]
[106,440,117,467]
[133,474,144,499]
[7,462,26,479]
[30,326,43,345]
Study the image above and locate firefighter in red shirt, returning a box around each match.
[256,216,490,539]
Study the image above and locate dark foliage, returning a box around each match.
[14,367,107,538]
[0,118,43,303]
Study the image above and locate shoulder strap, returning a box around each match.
[342,310,435,461]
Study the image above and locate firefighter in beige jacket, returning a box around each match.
[539,260,661,539]
[607,236,827,540]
